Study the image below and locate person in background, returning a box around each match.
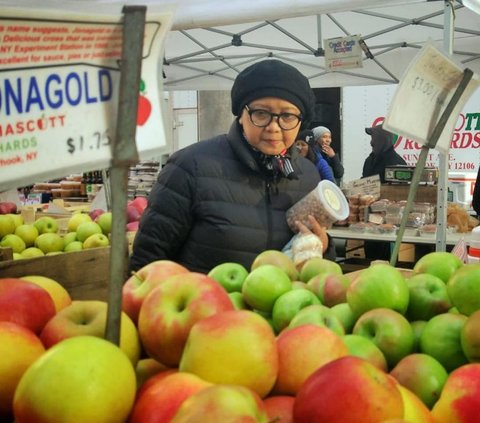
[312,126,344,184]
[362,123,407,183]
[294,129,334,183]
[129,59,336,274]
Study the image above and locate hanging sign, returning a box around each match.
[383,42,480,155]
[0,6,173,191]
[324,34,363,71]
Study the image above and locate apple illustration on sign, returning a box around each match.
[137,79,152,126]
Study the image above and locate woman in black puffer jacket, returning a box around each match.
[129,60,336,274]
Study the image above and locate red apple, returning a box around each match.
[129,196,148,215]
[263,395,295,423]
[126,205,142,223]
[0,202,17,214]
[126,221,140,232]
[273,324,348,395]
[179,310,278,398]
[307,272,351,307]
[122,260,189,324]
[294,356,404,423]
[0,278,56,335]
[129,371,212,423]
[88,208,105,221]
[138,272,234,367]
[136,368,177,398]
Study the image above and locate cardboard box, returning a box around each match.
[0,247,115,301]
[380,184,438,203]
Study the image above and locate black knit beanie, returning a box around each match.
[231,59,316,125]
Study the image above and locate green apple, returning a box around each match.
[0,215,16,238]
[342,334,388,371]
[346,263,409,316]
[330,302,358,334]
[390,353,448,409]
[34,232,64,254]
[6,213,23,228]
[208,262,249,293]
[13,252,23,260]
[299,257,342,283]
[76,221,103,243]
[229,291,247,310]
[67,212,92,233]
[83,233,110,249]
[406,273,452,321]
[62,231,78,249]
[13,336,136,423]
[410,320,427,353]
[460,309,480,363]
[288,304,345,336]
[413,251,463,283]
[242,264,292,312]
[307,272,351,307]
[0,234,26,253]
[271,289,320,333]
[251,249,299,281]
[20,247,45,259]
[447,263,480,316]
[96,212,112,235]
[64,241,84,252]
[353,307,414,369]
[33,216,58,234]
[419,312,468,372]
[14,224,39,247]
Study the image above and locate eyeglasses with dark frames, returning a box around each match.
[244,105,302,131]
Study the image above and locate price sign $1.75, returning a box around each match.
[66,130,112,155]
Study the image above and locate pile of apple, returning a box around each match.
[126,196,148,232]
[3,250,480,422]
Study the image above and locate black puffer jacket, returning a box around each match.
[129,121,334,273]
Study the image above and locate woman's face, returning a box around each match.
[239,97,302,155]
[319,132,332,147]
[294,140,309,157]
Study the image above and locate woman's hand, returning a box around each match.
[295,215,329,253]
[322,144,336,158]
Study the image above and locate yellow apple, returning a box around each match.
[14,224,39,247]
[82,233,109,249]
[7,213,24,229]
[20,275,72,312]
[34,233,64,254]
[0,215,16,238]
[66,212,92,233]
[76,221,102,242]
[20,247,45,259]
[0,234,26,254]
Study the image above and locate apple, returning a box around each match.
[20,247,45,259]
[0,201,17,214]
[307,272,351,307]
[62,231,77,248]
[0,322,45,420]
[40,300,141,365]
[292,281,308,289]
[82,233,109,249]
[33,216,58,234]
[34,232,64,254]
[263,395,295,423]
[126,221,140,232]
[138,272,234,366]
[96,211,112,235]
[229,291,247,310]
[64,240,83,252]
[447,263,480,316]
[127,204,142,223]
[299,257,343,283]
[420,312,468,372]
[460,309,480,363]
[14,224,39,247]
[342,334,388,371]
[13,253,22,260]
[130,371,212,423]
[76,221,102,242]
[136,367,177,399]
[406,273,452,321]
[0,215,16,238]
[20,275,72,312]
[89,208,105,221]
[134,358,170,392]
[390,353,448,409]
[251,249,299,281]
[242,264,292,312]
[0,233,26,253]
[413,251,463,283]
[122,259,190,324]
[0,278,56,334]
[271,289,320,333]
[353,308,415,369]
[207,261,249,293]
[67,212,92,232]
[273,324,348,395]
[431,363,480,423]
[330,302,357,333]
[179,310,278,398]
[129,196,148,215]
[346,263,409,316]
[293,356,404,423]
[397,384,436,423]
[288,304,345,336]
[13,336,136,423]
[411,320,428,353]
[171,384,269,423]
[7,213,23,228]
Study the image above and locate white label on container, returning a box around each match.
[324,188,341,212]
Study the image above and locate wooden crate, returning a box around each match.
[0,247,115,301]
